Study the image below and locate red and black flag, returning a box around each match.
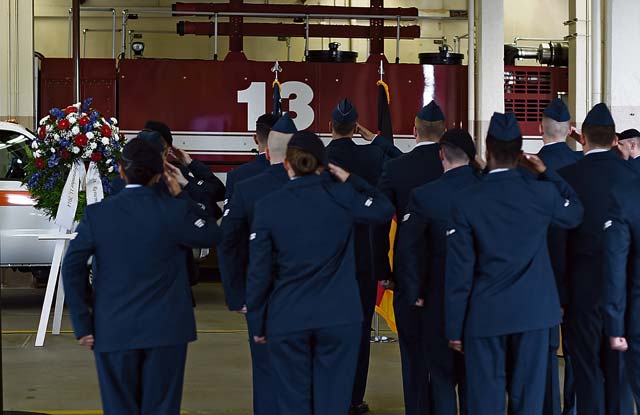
[272,80,282,117]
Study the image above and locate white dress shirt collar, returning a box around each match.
[585,148,610,156]
[489,168,510,174]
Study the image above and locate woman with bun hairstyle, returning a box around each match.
[246,131,394,415]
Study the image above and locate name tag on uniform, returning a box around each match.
[364,197,373,207]
[197,203,206,211]
[604,220,613,230]
[194,219,206,228]
[402,213,411,222]
[249,233,256,241]
[446,228,456,236]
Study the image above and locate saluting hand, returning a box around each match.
[448,340,463,354]
[171,148,193,166]
[328,163,351,183]
[610,336,629,352]
[78,334,95,350]
[568,127,586,146]
[519,153,548,175]
[356,123,376,142]
[163,162,184,197]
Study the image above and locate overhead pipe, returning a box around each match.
[513,36,567,45]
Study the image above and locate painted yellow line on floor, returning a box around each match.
[1,329,249,335]
[33,411,189,415]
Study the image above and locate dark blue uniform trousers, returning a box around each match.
[246,318,276,415]
[560,323,577,415]
[565,311,634,415]
[395,302,431,415]
[268,323,361,415]
[465,328,548,414]
[94,344,188,415]
[625,336,640,403]
[543,325,562,415]
[424,321,464,415]
[352,276,378,406]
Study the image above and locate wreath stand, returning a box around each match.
[34,229,76,347]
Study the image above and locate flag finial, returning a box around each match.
[271,60,283,81]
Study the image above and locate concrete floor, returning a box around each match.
[1,270,405,414]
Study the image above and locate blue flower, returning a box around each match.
[81,98,93,112]
[89,111,99,122]
[49,108,65,120]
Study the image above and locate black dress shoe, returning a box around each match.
[349,402,370,415]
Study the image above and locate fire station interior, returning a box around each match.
[1,0,638,414]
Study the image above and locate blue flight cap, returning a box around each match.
[488,112,522,141]
[288,131,328,166]
[584,103,615,126]
[619,128,640,140]
[543,98,571,122]
[136,130,166,154]
[417,100,445,122]
[271,113,298,134]
[331,99,359,124]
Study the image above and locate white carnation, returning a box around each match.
[72,146,80,154]
[110,117,118,126]
[46,125,53,132]
[106,159,112,164]
[90,142,98,150]
[68,116,77,124]
[50,148,56,154]
[53,134,60,141]
[108,166,114,173]
[73,102,81,108]
[34,150,41,158]
[101,137,110,146]
[71,126,80,135]
[83,149,92,158]
[39,116,50,126]
[94,122,101,128]
[86,132,95,139]
[31,141,39,149]
[113,133,120,141]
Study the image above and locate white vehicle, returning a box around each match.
[0,121,57,282]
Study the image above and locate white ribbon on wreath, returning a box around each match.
[54,160,104,230]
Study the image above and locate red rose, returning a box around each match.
[74,133,88,147]
[61,149,70,160]
[35,158,45,170]
[38,126,46,139]
[65,106,78,115]
[78,116,90,126]
[101,125,112,137]
[90,152,103,162]
[58,119,70,130]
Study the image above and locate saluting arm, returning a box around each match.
[444,204,475,343]
[246,212,275,339]
[602,190,631,338]
[345,173,395,225]
[61,213,95,340]
[371,135,403,161]
[394,195,429,304]
[371,163,396,281]
[174,200,223,249]
[541,169,584,229]
[218,190,251,311]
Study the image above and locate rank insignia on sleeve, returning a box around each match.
[194,219,206,228]
[197,180,205,186]
[188,172,195,178]
[223,209,230,217]
[364,197,373,207]
[403,213,411,222]
[446,229,456,236]
[604,220,612,230]
[250,233,256,241]
[564,199,570,207]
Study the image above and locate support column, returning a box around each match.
[475,0,504,156]
[568,0,589,131]
[604,0,640,130]
[0,0,35,128]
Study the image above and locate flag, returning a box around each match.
[272,80,282,117]
[376,80,393,141]
[375,217,397,334]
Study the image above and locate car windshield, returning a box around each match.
[0,129,30,180]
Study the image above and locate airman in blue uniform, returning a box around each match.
[324,99,385,414]
[374,100,447,415]
[603,174,640,403]
[445,112,584,414]
[395,129,478,415]
[62,139,222,414]
[225,113,279,201]
[557,103,638,415]
[218,113,296,415]
[246,131,394,415]
[616,128,640,173]
[538,98,582,415]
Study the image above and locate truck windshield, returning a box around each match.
[0,130,29,180]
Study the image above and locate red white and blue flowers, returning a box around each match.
[24,98,126,224]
